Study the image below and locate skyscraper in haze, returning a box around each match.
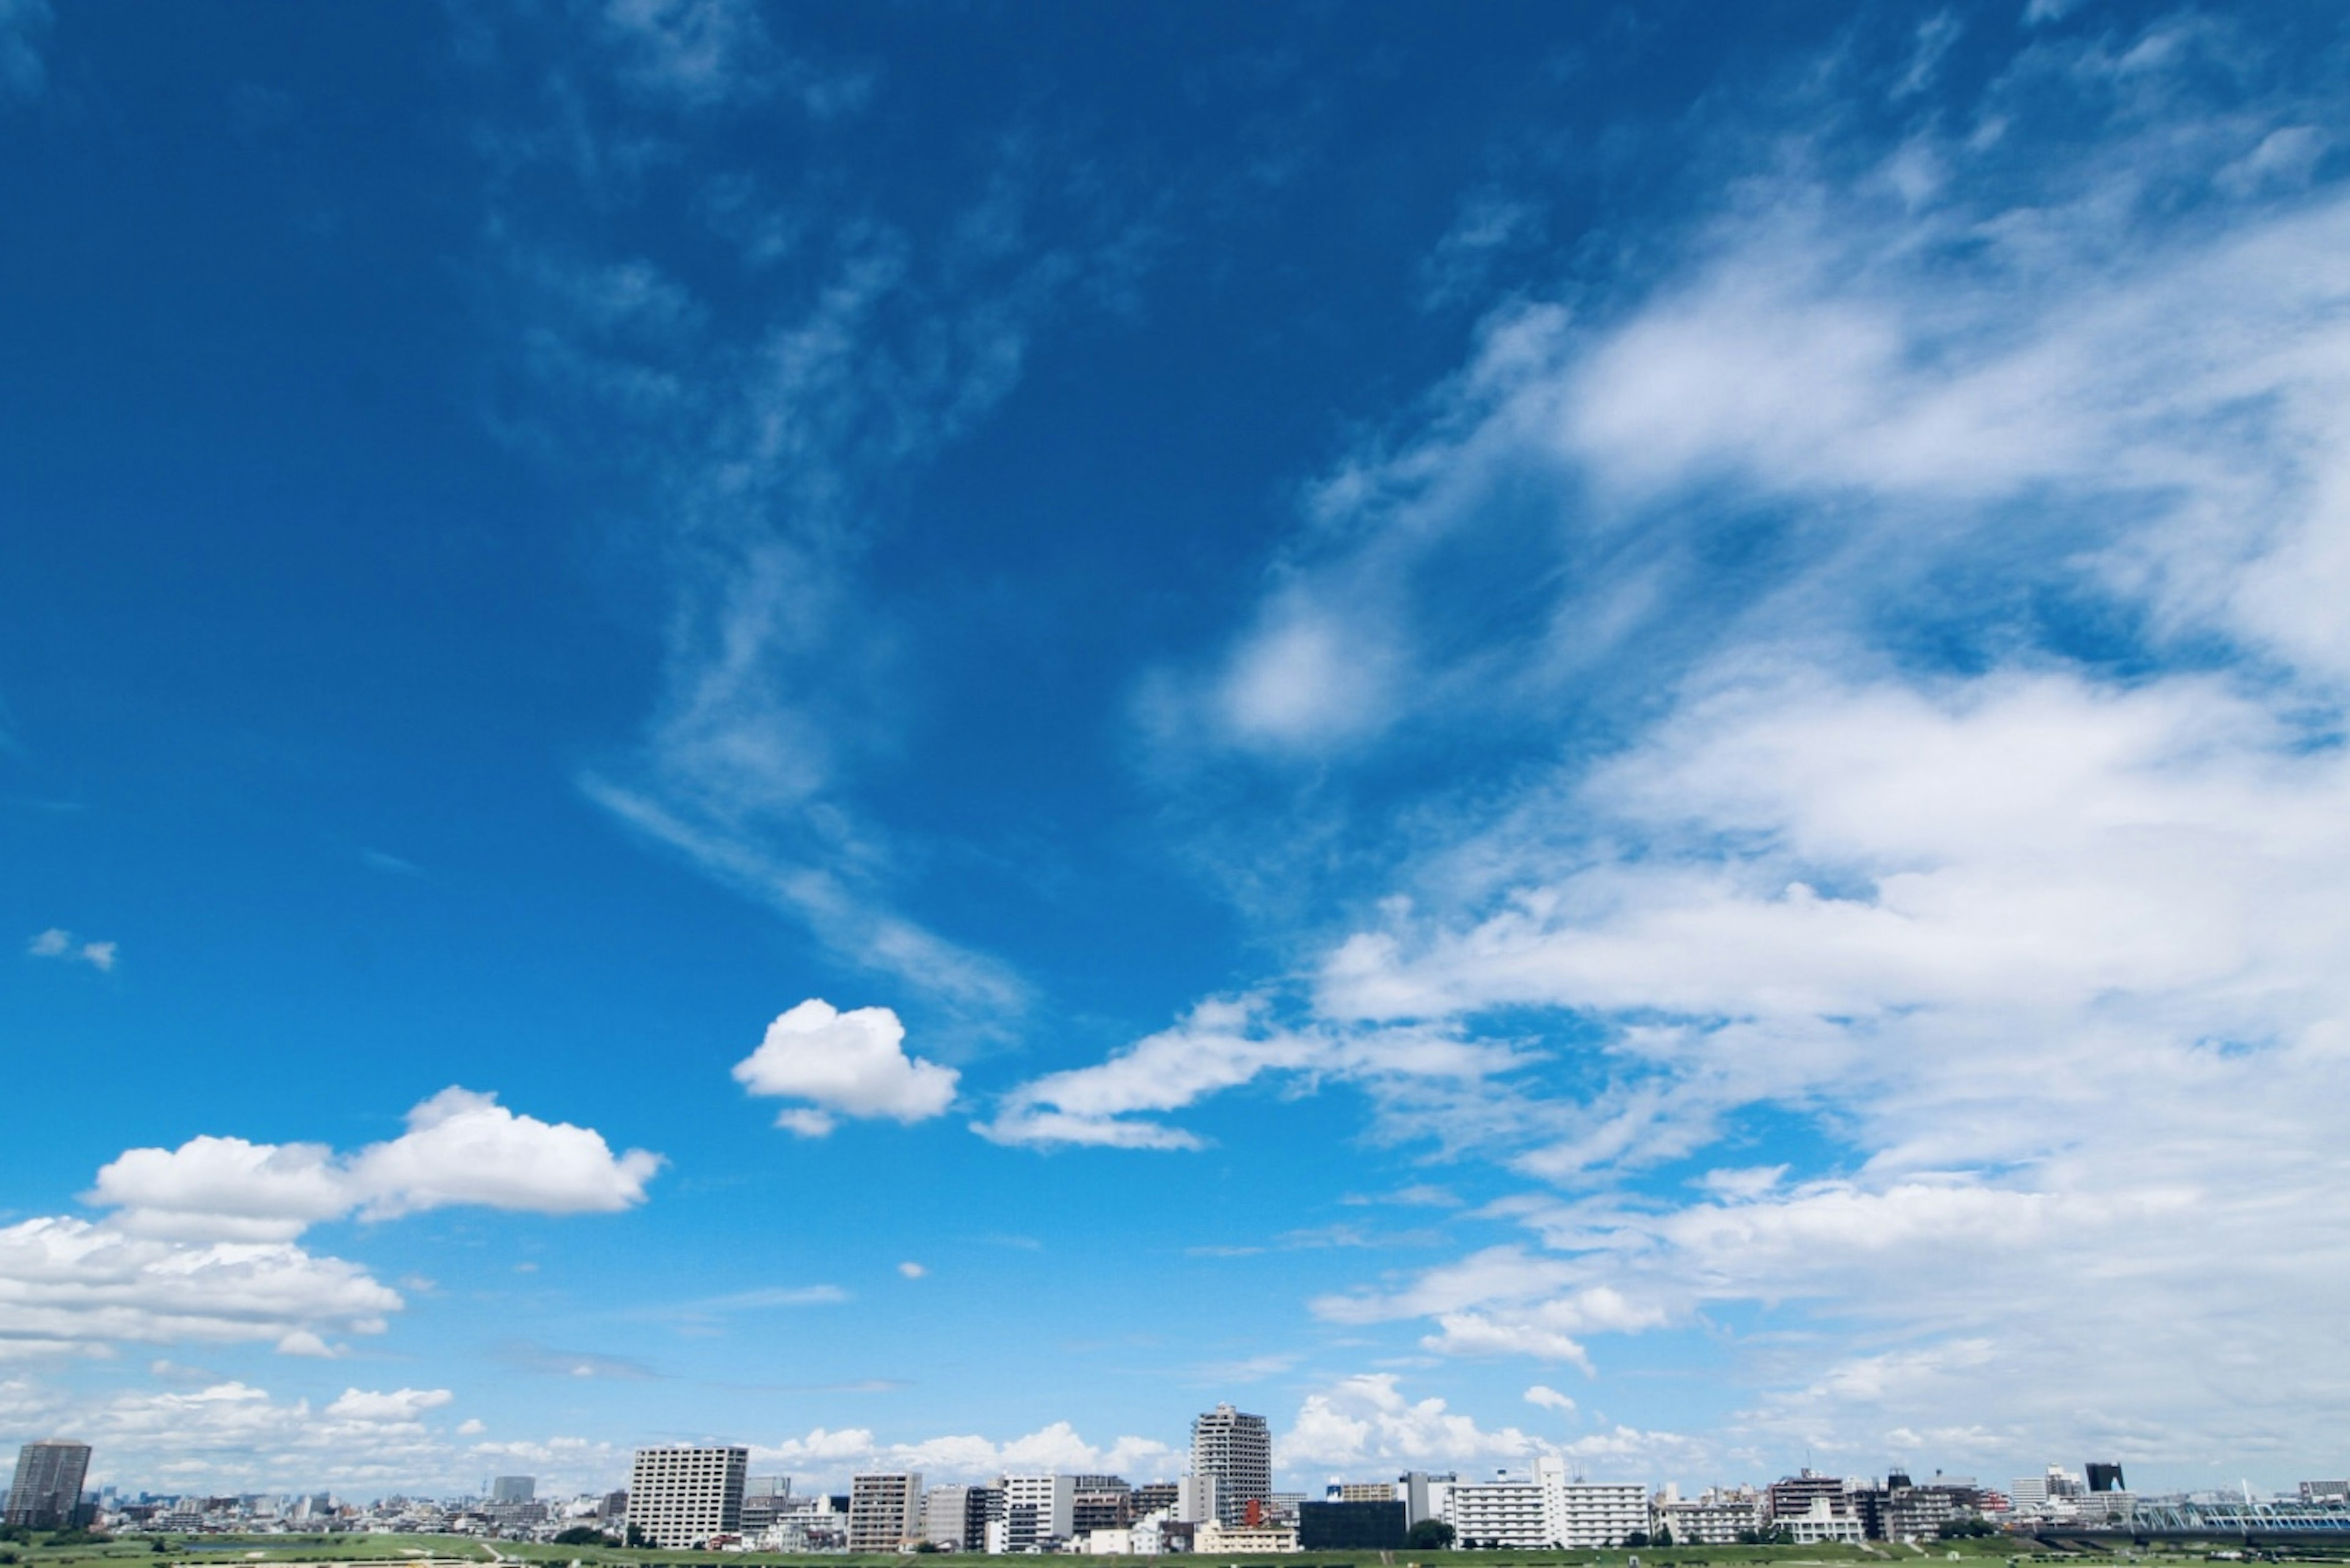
[1190,1404,1270,1528]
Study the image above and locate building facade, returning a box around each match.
[1002,1473,1075,1550]
[490,1477,535,1506]
[1299,1500,1407,1550]
[1191,1405,1271,1528]
[1195,1521,1300,1553]
[1654,1485,1763,1544]
[1072,1476,1133,1535]
[6,1443,92,1531]
[849,1472,925,1553]
[627,1446,748,1549]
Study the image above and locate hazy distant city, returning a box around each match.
[14,1417,2350,1556]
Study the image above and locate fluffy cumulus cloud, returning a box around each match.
[0,1220,400,1360]
[1279,1375,1543,1471]
[755,1420,1176,1490]
[91,1088,663,1239]
[0,1372,608,1493]
[1017,14,2350,1466]
[734,999,960,1136]
[0,1092,660,1362]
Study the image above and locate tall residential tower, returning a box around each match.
[1191,1405,1270,1528]
[6,1443,92,1531]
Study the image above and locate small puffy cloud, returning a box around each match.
[733,999,958,1135]
[26,929,115,971]
[345,1088,665,1219]
[89,1089,663,1240]
[1523,1384,1577,1414]
[897,1260,926,1279]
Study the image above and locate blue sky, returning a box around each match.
[6,0,2350,1501]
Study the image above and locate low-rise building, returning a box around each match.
[1195,1521,1300,1553]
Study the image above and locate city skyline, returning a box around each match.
[7,0,2350,1505]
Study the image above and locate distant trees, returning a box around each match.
[1736,1526,1793,1545]
[1654,1525,1675,1547]
[553,1528,614,1547]
[1408,1519,1458,1549]
[1939,1519,2000,1539]
[1625,1532,1653,1548]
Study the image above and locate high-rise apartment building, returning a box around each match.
[1191,1404,1270,1528]
[849,1472,924,1553]
[1002,1473,1075,1549]
[6,1442,93,1531]
[491,1477,535,1505]
[628,1446,747,1548]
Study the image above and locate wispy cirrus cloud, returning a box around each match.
[1015,10,2350,1465]
[465,24,1151,1026]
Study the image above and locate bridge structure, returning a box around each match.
[2034,1499,2350,1549]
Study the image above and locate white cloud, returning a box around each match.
[1278,1374,1540,1471]
[0,1370,604,1493]
[982,996,1526,1151]
[26,929,116,971]
[897,1260,925,1279]
[345,1088,665,1219]
[91,1088,663,1239]
[1523,1384,1577,1414]
[733,999,959,1135]
[324,1386,454,1422]
[0,1218,400,1359]
[755,1421,1176,1490]
[1,1094,660,1361]
[1079,19,2350,1469]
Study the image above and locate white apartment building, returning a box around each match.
[1002,1473,1075,1548]
[1177,1474,1218,1525]
[1653,1485,1764,1544]
[1783,1496,1866,1545]
[850,1473,925,1554]
[1193,1405,1272,1528]
[1444,1460,1649,1549]
[1557,1481,1648,1547]
[628,1446,748,1548]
